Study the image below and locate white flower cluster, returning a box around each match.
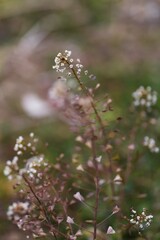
[130,208,153,230]
[52,50,95,79]
[52,50,72,73]
[7,202,30,221]
[14,136,25,156]
[4,133,48,180]
[25,155,48,178]
[143,136,159,153]
[4,156,19,180]
[14,133,38,155]
[132,86,157,109]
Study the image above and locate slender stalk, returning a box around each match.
[90,129,100,240]
[64,59,115,237]
[120,116,141,206]
[70,64,106,137]
[107,151,115,198]
[51,185,74,236]
[23,175,58,240]
[67,61,115,198]
[23,175,49,220]
[97,212,114,227]
[93,175,100,240]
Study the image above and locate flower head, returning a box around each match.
[7,202,30,221]
[132,86,157,110]
[129,208,153,230]
[143,136,159,153]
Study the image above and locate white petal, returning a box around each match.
[73,192,84,202]
[107,226,116,234]
[67,216,74,224]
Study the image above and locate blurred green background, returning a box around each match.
[0,0,160,239]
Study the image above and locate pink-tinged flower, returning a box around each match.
[112,205,120,214]
[73,192,84,202]
[75,230,82,236]
[69,235,77,240]
[107,226,116,234]
[128,144,135,151]
[66,216,74,224]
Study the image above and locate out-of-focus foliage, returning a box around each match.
[0,0,160,239]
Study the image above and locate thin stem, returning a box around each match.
[51,185,74,236]
[90,129,100,240]
[23,175,49,221]
[70,64,106,137]
[46,224,69,239]
[107,152,115,198]
[64,60,115,237]
[93,175,100,240]
[119,116,141,207]
[81,201,94,213]
[97,212,114,227]
[68,62,115,198]
[23,175,58,240]
[46,235,54,240]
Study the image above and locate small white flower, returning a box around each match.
[107,226,116,234]
[131,209,136,214]
[143,136,159,153]
[17,136,23,143]
[114,174,122,184]
[75,230,82,236]
[73,192,84,202]
[75,136,83,142]
[95,83,100,89]
[76,165,84,171]
[30,132,34,138]
[130,219,136,224]
[67,216,74,224]
[98,179,105,185]
[132,86,157,110]
[4,166,12,176]
[69,235,77,240]
[96,156,102,162]
[84,70,88,75]
[17,151,22,155]
[112,205,120,214]
[12,156,18,165]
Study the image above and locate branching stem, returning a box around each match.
[67,61,115,198]
[22,175,58,240]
